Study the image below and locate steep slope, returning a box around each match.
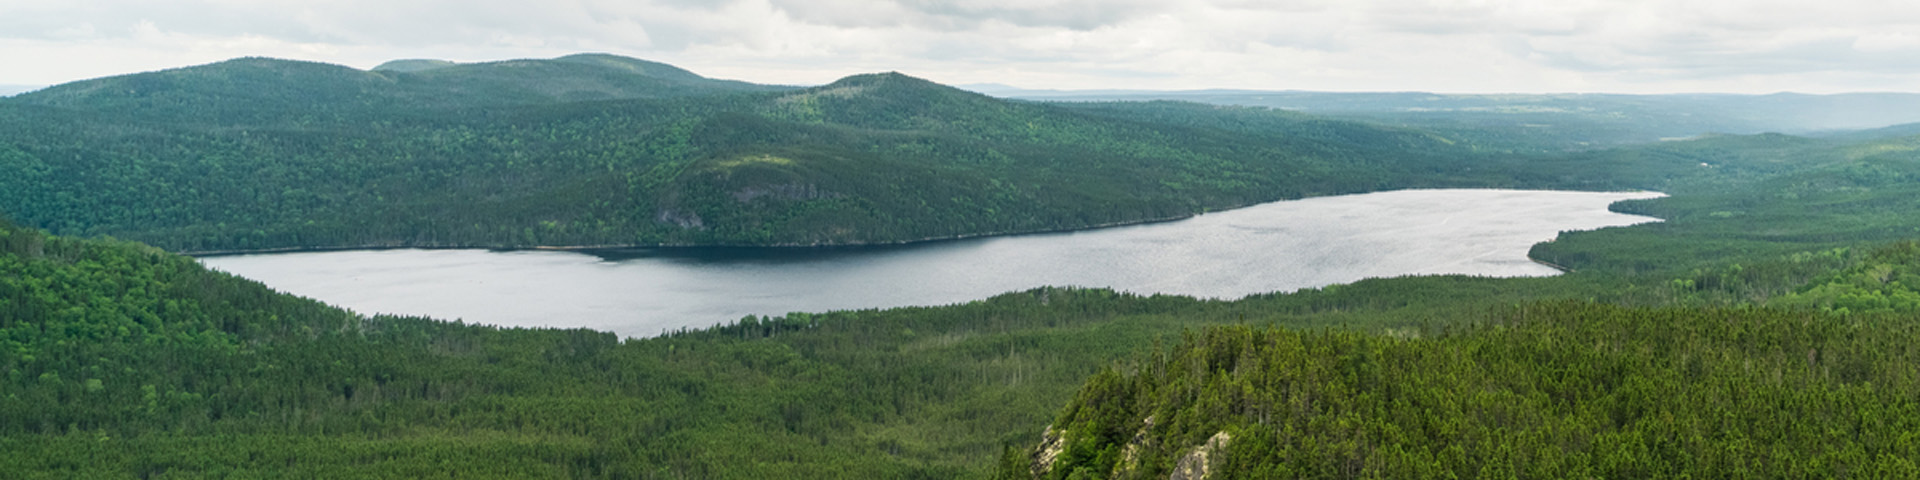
[0,216,367,434]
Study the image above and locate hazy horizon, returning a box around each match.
[12,53,1920,99]
[4,1,1920,95]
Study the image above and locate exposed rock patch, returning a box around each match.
[732,183,836,203]
[1113,415,1157,477]
[656,209,705,229]
[775,85,870,104]
[1030,426,1066,478]
[1169,431,1231,480]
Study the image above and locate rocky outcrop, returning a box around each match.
[1030,427,1067,478]
[1111,415,1157,478]
[1169,431,1231,480]
[731,183,836,203]
[656,208,705,229]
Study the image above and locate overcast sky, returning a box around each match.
[4,0,1919,93]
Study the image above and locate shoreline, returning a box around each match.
[1528,257,1574,273]
[182,211,1207,257]
[181,188,1663,258]
[195,188,1667,339]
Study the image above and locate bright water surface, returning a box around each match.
[200,189,1663,337]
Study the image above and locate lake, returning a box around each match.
[200,189,1663,337]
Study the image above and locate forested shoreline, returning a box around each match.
[1,55,1692,253]
[175,208,1208,256]
[7,55,1920,478]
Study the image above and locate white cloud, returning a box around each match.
[1,0,1918,93]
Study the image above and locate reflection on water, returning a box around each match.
[201,189,1663,338]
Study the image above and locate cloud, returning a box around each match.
[1,0,1918,93]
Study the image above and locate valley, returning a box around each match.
[5,54,1920,479]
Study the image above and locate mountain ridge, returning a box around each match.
[7,54,788,119]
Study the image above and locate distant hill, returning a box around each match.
[0,56,1593,253]
[990,88,1920,151]
[1817,121,1920,142]
[6,54,788,125]
[370,59,459,73]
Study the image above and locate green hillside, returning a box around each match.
[1017,302,1920,480]
[7,119,1920,477]
[0,56,1607,253]
[9,54,785,119]
[9,56,1920,479]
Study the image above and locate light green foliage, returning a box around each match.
[1774,242,1920,313]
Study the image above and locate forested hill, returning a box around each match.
[0,56,1599,253]
[10,116,1920,477]
[7,53,788,121]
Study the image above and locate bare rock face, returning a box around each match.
[731,183,834,203]
[1169,431,1232,480]
[656,208,705,229]
[1112,415,1157,477]
[1030,427,1067,478]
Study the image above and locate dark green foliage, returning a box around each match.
[1533,132,1920,276]
[12,57,1920,478]
[0,213,1687,478]
[0,56,1663,253]
[1036,303,1920,479]
[11,54,785,120]
[11,184,1915,478]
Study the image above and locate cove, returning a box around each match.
[200,189,1664,338]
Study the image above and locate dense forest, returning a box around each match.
[8,125,1920,477]
[1019,302,1920,479]
[1004,123,1920,478]
[0,55,1604,253]
[8,55,1920,478]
